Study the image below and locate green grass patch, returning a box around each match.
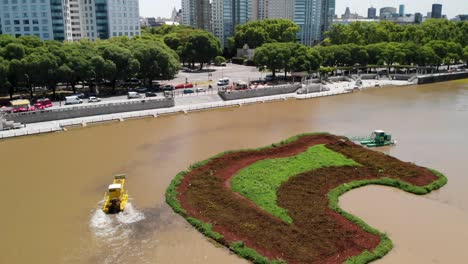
[231,144,359,223]
[230,241,286,264]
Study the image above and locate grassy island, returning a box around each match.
[166,133,447,264]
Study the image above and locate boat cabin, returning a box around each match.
[108,183,122,198]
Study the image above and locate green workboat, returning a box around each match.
[359,130,396,147]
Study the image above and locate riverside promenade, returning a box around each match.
[0,78,413,140]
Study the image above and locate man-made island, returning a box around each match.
[166,133,447,264]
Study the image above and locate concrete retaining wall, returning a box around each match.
[418,72,468,84]
[389,74,413,80]
[358,74,379,80]
[218,84,300,101]
[6,97,175,124]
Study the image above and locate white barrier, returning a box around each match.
[1,90,352,140]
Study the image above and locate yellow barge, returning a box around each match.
[102,174,129,214]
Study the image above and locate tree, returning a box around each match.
[426,40,449,70]
[234,19,300,48]
[444,42,463,69]
[463,46,468,66]
[0,57,11,98]
[99,44,139,91]
[415,46,439,67]
[181,31,221,70]
[2,43,26,60]
[214,56,227,65]
[132,41,179,85]
[379,42,406,71]
[254,43,291,77]
[288,44,322,73]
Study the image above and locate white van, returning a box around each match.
[127,91,142,99]
[217,78,229,86]
[65,95,83,105]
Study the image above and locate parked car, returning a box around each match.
[88,96,101,103]
[215,62,227,66]
[217,78,229,86]
[124,78,142,86]
[127,91,142,99]
[175,83,194,89]
[65,96,83,105]
[145,91,157,97]
[162,84,175,91]
[34,98,53,109]
[196,88,205,93]
[183,89,194,94]
[135,87,148,93]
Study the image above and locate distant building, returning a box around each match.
[321,0,335,35]
[451,14,468,21]
[415,13,423,24]
[294,0,324,46]
[182,0,211,30]
[368,7,377,19]
[341,7,360,20]
[211,0,253,47]
[380,7,397,19]
[399,4,405,16]
[268,0,294,19]
[343,7,351,19]
[0,0,140,41]
[333,18,379,25]
[431,4,442,19]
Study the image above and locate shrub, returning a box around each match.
[215,55,227,65]
[232,57,246,64]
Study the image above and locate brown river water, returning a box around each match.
[0,80,467,264]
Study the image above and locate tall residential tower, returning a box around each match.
[182,0,211,30]
[0,0,140,41]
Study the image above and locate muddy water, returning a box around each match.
[0,80,467,264]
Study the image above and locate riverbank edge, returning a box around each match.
[165,132,448,264]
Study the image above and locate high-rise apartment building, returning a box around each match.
[268,0,294,19]
[399,4,405,16]
[181,0,211,30]
[380,7,397,18]
[252,0,268,20]
[368,7,377,19]
[294,0,323,46]
[321,0,335,35]
[211,0,253,47]
[414,13,423,24]
[431,4,442,19]
[0,0,140,41]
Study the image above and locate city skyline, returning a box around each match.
[142,0,467,19]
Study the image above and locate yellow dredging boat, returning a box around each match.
[102,174,129,214]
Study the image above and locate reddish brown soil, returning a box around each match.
[177,134,439,264]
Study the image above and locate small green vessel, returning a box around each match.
[359,130,396,147]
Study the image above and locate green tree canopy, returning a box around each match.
[234,19,300,48]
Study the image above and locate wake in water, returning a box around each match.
[90,201,145,238]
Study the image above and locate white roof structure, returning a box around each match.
[374,130,385,133]
[108,183,122,190]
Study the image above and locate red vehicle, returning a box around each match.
[11,99,36,113]
[34,98,53,110]
[174,83,194,89]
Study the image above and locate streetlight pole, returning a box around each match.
[24,74,32,99]
[90,70,99,96]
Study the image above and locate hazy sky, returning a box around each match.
[141,0,467,19]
